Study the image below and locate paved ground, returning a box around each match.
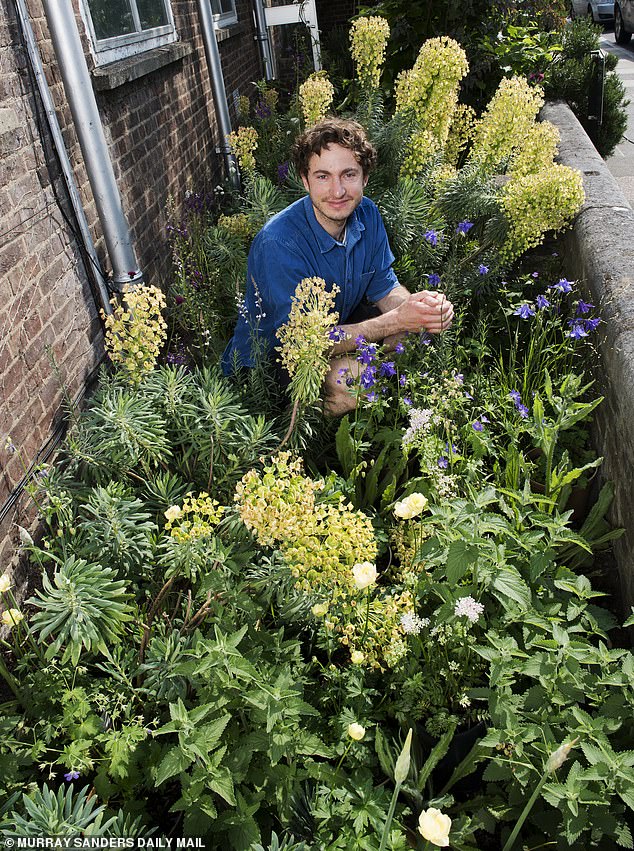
[600,28,634,206]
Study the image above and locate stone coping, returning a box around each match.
[542,100,634,612]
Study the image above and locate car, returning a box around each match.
[615,0,634,41]
[570,0,615,23]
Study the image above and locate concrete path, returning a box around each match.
[600,29,634,206]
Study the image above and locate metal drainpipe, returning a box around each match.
[196,0,239,188]
[252,0,275,82]
[13,0,112,314]
[41,0,143,291]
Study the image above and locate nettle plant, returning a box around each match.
[1,16,633,851]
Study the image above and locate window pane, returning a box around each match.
[88,0,134,39]
[137,0,169,30]
[211,0,234,15]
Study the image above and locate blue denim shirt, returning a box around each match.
[222,194,399,371]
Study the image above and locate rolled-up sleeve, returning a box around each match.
[362,209,400,304]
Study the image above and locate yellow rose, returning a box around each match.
[350,650,365,664]
[2,608,23,628]
[347,722,366,741]
[0,574,11,594]
[164,505,182,523]
[352,561,378,590]
[418,808,451,847]
[394,492,428,520]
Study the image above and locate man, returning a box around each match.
[222,118,454,415]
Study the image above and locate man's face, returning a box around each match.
[301,144,368,238]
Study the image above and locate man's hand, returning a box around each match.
[394,290,454,334]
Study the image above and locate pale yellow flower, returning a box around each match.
[164,505,182,523]
[312,602,329,617]
[350,650,365,664]
[227,125,258,174]
[2,608,23,628]
[299,72,334,126]
[546,738,578,773]
[418,808,451,847]
[394,492,428,520]
[347,722,366,741]
[0,574,11,594]
[352,561,378,590]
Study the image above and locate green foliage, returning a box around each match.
[0,784,114,837]
[545,17,629,157]
[29,555,135,665]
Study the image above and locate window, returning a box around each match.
[211,0,238,28]
[81,0,177,66]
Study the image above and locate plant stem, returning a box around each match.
[378,780,402,851]
[501,771,549,851]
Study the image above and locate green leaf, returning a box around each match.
[154,747,192,786]
[618,786,634,812]
[209,766,236,805]
[492,567,531,609]
[335,416,356,478]
[446,541,479,584]
[416,717,458,791]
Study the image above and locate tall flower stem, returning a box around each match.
[378,779,402,851]
[501,773,548,851]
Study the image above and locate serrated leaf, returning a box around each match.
[492,567,531,608]
[446,541,479,584]
[154,747,192,786]
[209,766,236,805]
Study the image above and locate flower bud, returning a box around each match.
[546,738,578,773]
[394,728,413,784]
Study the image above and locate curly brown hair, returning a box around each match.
[292,118,377,178]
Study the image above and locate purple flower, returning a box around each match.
[464,391,473,400]
[550,278,573,294]
[438,456,449,469]
[360,366,377,389]
[456,221,473,235]
[536,294,550,310]
[277,161,289,183]
[366,392,377,402]
[531,271,539,278]
[478,264,489,275]
[576,299,594,315]
[255,100,272,119]
[395,342,405,354]
[567,321,589,339]
[425,229,438,246]
[509,390,522,403]
[480,414,490,423]
[514,304,535,319]
[584,317,600,332]
[454,373,464,384]
[328,326,347,342]
[427,273,441,287]
[517,404,529,418]
[166,351,187,365]
[355,334,366,346]
[174,295,185,305]
[64,770,80,782]
[472,420,484,432]
[399,374,408,387]
[357,342,378,365]
[419,332,432,346]
[380,361,396,377]
[403,397,412,406]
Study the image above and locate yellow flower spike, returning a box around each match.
[350,16,390,91]
[299,72,334,126]
[227,126,258,174]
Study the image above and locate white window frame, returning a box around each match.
[79,0,178,66]
[212,0,238,29]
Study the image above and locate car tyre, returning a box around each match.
[615,5,632,43]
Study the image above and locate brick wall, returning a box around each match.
[0,0,263,584]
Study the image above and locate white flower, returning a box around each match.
[418,807,452,847]
[546,738,578,773]
[17,525,33,546]
[402,408,433,448]
[454,596,484,623]
[348,722,366,741]
[164,505,182,523]
[352,561,378,590]
[0,574,11,594]
[394,492,428,519]
[2,608,23,628]
[400,612,429,635]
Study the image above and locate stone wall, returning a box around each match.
[542,100,634,613]
[0,0,263,580]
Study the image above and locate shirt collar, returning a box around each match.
[303,194,365,254]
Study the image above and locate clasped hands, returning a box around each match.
[395,289,454,335]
